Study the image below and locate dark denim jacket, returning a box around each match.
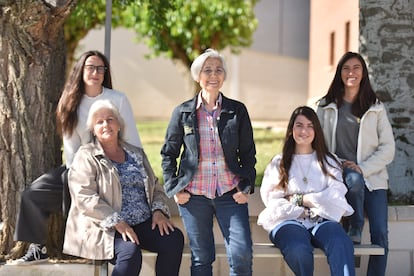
[161,93,256,198]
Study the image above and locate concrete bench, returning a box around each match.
[187,243,384,257]
[94,243,384,276]
[136,242,384,257]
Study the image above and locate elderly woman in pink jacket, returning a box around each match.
[63,99,184,276]
[317,52,395,276]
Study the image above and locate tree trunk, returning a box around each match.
[0,0,76,258]
[360,0,414,203]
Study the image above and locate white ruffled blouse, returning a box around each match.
[257,152,354,233]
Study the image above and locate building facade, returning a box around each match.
[78,0,310,121]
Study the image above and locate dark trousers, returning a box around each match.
[14,165,67,244]
[111,219,184,276]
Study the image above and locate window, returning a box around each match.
[330,32,335,66]
[345,21,350,52]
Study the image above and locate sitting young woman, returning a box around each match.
[257,106,355,276]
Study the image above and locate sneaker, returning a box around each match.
[348,228,362,244]
[9,243,49,265]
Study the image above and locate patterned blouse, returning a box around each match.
[101,149,151,228]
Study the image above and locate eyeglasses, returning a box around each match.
[84,65,107,74]
[201,68,225,76]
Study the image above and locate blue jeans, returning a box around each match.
[365,188,388,276]
[343,168,389,276]
[111,219,184,276]
[270,221,355,276]
[343,167,365,232]
[178,189,253,276]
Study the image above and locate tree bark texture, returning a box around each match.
[0,0,76,257]
[360,0,414,202]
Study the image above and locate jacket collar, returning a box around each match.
[90,139,133,161]
[181,92,234,115]
[195,91,223,110]
[320,99,383,112]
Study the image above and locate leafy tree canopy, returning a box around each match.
[63,0,258,89]
[64,0,258,69]
[122,0,258,68]
[64,0,129,66]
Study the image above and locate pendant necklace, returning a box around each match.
[297,155,312,184]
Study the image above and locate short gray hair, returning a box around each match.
[190,48,227,82]
[86,99,125,140]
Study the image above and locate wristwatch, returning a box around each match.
[241,186,251,195]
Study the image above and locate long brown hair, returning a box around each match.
[56,50,113,137]
[319,52,377,118]
[278,106,340,190]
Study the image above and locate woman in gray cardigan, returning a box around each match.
[64,99,183,276]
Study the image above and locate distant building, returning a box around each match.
[307,0,359,106]
[78,0,310,121]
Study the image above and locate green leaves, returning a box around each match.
[65,0,258,69]
[122,0,258,65]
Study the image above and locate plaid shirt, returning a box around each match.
[185,93,239,198]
